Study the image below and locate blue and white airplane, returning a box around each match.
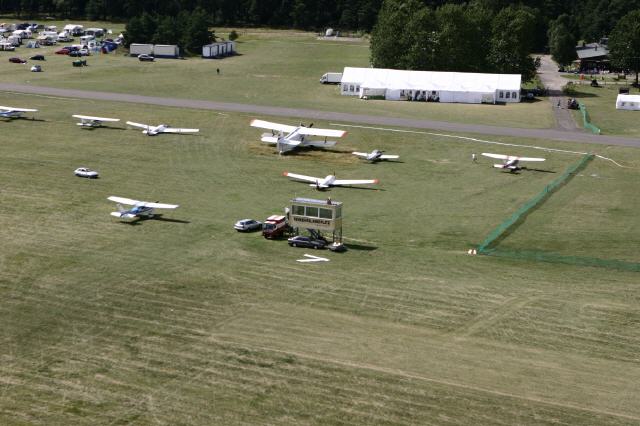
[352,149,399,162]
[108,196,179,220]
[0,105,38,119]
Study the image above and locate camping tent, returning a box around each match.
[616,94,640,111]
[341,67,521,104]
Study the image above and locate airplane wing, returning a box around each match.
[482,153,544,162]
[141,202,179,209]
[333,179,378,186]
[0,106,38,112]
[352,152,369,158]
[481,153,509,160]
[250,119,297,134]
[126,121,151,129]
[110,212,137,219]
[283,172,319,183]
[297,127,347,138]
[107,196,140,206]
[73,114,120,122]
[518,157,546,162]
[379,155,399,159]
[161,128,199,134]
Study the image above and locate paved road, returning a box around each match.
[537,55,580,132]
[1,82,638,148]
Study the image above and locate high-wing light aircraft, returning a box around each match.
[482,152,546,172]
[250,119,347,154]
[73,114,120,128]
[126,121,199,136]
[283,171,378,190]
[352,150,399,162]
[0,105,38,119]
[108,196,179,220]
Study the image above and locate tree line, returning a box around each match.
[0,0,383,31]
[1,0,637,38]
[370,0,541,80]
[2,0,640,80]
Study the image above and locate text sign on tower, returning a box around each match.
[289,198,342,232]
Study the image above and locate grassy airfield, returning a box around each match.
[565,82,640,137]
[1,91,640,424]
[0,28,555,129]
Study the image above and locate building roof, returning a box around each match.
[576,43,609,60]
[617,94,640,102]
[291,197,342,206]
[342,67,522,92]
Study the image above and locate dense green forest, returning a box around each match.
[2,0,640,79]
[2,0,639,43]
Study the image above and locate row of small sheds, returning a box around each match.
[128,41,236,59]
[130,43,179,58]
[202,41,236,58]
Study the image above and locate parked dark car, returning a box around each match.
[29,54,45,61]
[55,48,70,55]
[8,57,27,64]
[287,235,328,249]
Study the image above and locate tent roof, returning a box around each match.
[342,67,521,92]
[617,94,640,102]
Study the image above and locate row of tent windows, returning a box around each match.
[292,205,335,219]
[345,85,519,100]
[343,84,360,92]
[619,102,639,107]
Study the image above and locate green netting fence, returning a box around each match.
[578,102,601,134]
[477,154,594,254]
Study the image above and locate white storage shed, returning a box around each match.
[129,43,154,56]
[341,67,522,104]
[616,94,640,111]
[153,44,179,58]
[202,41,236,58]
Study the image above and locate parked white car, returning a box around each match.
[234,219,262,232]
[74,167,99,178]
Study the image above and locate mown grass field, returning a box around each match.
[0,27,555,129]
[497,154,640,264]
[1,91,640,425]
[563,80,640,137]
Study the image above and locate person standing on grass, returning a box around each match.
[217,68,220,75]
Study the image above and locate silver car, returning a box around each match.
[74,167,99,178]
[234,219,262,232]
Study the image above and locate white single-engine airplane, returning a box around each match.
[482,152,546,172]
[0,105,38,119]
[352,150,399,162]
[108,196,179,220]
[283,171,378,190]
[250,119,347,154]
[126,121,199,136]
[73,114,121,128]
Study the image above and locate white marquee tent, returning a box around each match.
[616,94,640,111]
[340,67,522,104]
